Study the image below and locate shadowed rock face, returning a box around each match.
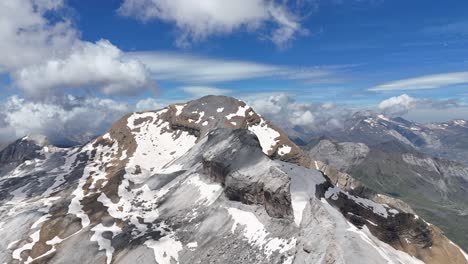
[201,129,293,219]
[316,177,432,248]
[0,96,467,264]
[0,137,46,175]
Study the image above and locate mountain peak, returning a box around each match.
[110,95,307,164]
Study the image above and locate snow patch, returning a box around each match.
[286,162,326,226]
[227,207,296,257]
[248,119,280,154]
[90,223,122,264]
[127,111,197,171]
[187,241,198,250]
[325,186,340,200]
[175,104,185,116]
[145,233,183,264]
[184,174,223,206]
[226,105,250,120]
[277,145,292,156]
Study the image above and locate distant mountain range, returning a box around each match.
[1,96,466,264]
[300,112,468,251]
[292,112,468,166]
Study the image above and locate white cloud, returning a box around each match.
[15,40,155,98]
[127,51,342,83]
[0,0,76,72]
[118,0,305,47]
[368,71,468,91]
[245,93,349,130]
[135,98,169,111]
[180,86,233,97]
[0,96,130,145]
[378,94,417,115]
[378,94,459,116]
[0,0,154,99]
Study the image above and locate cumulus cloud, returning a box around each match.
[135,98,170,112]
[0,0,77,72]
[0,95,130,145]
[378,94,459,116]
[378,94,417,115]
[118,0,307,47]
[245,93,350,131]
[14,40,155,98]
[0,0,154,100]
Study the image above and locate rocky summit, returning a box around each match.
[0,96,467,264]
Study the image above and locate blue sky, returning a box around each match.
[64,0,468,105]
[0,0,467,142]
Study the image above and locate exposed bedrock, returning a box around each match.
[201,129,293,219]
[315,171,439,260]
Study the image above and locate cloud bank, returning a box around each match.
[0,96,130,145]
[245,93,350,131]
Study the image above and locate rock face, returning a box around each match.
[0,95,467,264]
[201,129,293,219]
[308,139,369,171]
[0,135,47,174]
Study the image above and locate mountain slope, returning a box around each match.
[306,138,468,251]
[1,96,467,264]
[305,112,468,166]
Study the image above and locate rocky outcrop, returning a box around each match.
[0,136,46,166]
[307,139,369,171]
[306,135,468,251]
[314,165,468,264]
[201,129,293,219]
[0,135,50,177]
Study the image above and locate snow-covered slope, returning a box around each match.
[0,96,466,264]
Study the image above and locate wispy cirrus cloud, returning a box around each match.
[180,86,233,97]
[422,21,468,36]
[127,51,348,84]
[368,71,468,91]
